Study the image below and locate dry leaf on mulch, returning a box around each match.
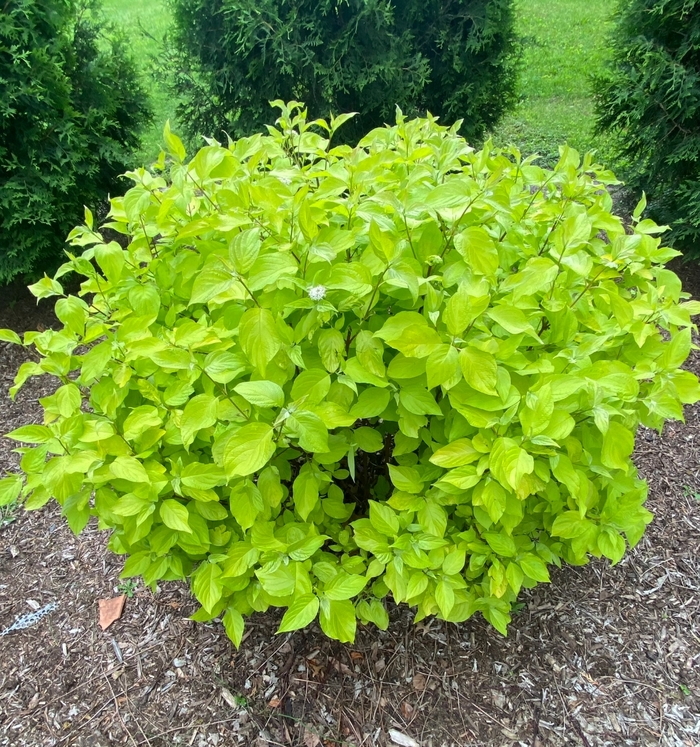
[303,729,321,747]
[98,595,125,631]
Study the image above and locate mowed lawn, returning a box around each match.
[102,0,614,166]
[101,0,174,163]
[489,0,614,164]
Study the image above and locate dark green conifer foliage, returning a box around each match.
[594,0,700,253]
[0,0,151,284]
[167,0,517,144]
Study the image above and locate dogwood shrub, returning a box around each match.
[2,103,699,643]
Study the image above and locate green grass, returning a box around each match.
[101,0,175,163]
[489,0,615,166]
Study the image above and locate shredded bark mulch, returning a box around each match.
[1,268,700,747]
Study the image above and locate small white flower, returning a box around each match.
[308,285,327,301]
[278,176,292,185]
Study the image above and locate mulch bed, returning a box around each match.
[1,266,700,747]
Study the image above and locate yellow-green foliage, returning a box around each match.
[2,103,699,644]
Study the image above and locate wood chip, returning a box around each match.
[389,729,420,747]
[221,688,238,708]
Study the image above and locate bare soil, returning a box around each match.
[1,267,700,747]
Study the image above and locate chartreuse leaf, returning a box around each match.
[519,554,550,582]
[160,499,191,532]
[230,483,264,530]
[474,480,507,523]
[459,347,498,396]
[223,607,245,647]
[123,406,162,441]
[164,119,186,161]
[222,423,275,477]
[5,425,53,443]
[5,103,699,647]
[430,439,480,468]
[95,242,124,284]
[454,227,499,277]
[356,599,389,630]
[238,308,281,374]
[0,329,22,345]
[488,307,539,339]
[181,463,226,489]
[443,284,488,335]
[181,394,218,447]
[520,385,554,436]
[293,464,320,521]
[278,594,320,632]
[192,562,223,613]
[319,598,356,643]
[601,421,635,472]
[288,411,329,453]
[597,527,626,564]
[318,328,345,372]
[110,456,150,483]
[426,345,460,389]
[489,438,534,491]
[399,386,441,416]
[353,427,383,452]
[233,380,284,408]
[258,466,284,507]
[417,499,447,537]
[0,474,22,506]
[388,465,423,494]
[324,571,367,600]
[54,384,81,417]
[190,264,234,305]
[369,500,399,536]
[349,388,390,418]
[484,532,516,557]
[229,228,260,274]
[435,580,455,617]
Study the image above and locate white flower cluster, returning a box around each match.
[308,285,327,301]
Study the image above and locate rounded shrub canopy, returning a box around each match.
[2,103,699,644]
[167,0,518,144]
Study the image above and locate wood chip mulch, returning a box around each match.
[1,266,700,747]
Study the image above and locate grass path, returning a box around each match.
[101,0,172,163]
[489,0,614,164]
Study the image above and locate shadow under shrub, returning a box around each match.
[1,103,699,644]
[0,0,152,285]
[594,0,700,255]
[166,0,518,145]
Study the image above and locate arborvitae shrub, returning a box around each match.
[167,0,518,144]
[0,0,152,285]
[594,0,700,253]
[2,103,699,644]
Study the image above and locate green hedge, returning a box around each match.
[0,0,151,284]
[167,0,518,144]
[594,0,700,253]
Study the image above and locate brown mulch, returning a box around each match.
[1,269,700,747]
